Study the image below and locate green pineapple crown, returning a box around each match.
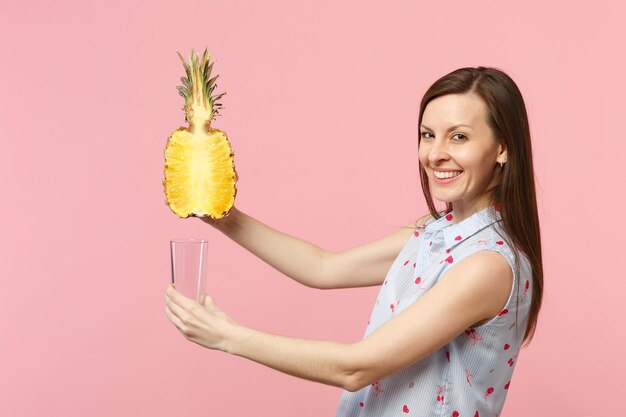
[176,47,226,123]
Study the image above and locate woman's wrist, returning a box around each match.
[219,319,245,355]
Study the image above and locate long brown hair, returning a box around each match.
[417,67,543,347]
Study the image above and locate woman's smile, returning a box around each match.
[433,170,464,184]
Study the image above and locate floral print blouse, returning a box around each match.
[335,205,533,417]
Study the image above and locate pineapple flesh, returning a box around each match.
[164,48,237,218]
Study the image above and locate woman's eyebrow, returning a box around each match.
[420,124,474,132]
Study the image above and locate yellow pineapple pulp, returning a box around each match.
[163,47,238,218]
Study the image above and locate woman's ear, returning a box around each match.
[497,143,507,164]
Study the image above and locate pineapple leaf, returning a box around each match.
[207,75,218,89]
[190,50,199,91]
[176,51,192,81]
[201,47,210,68]
[176,86,188,97]
[191,49,198,68]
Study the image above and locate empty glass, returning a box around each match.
[170,239,208,304]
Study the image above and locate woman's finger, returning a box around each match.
[166,296,192,324]
[164,303,186,332]
[167,284,201,310]
[202,294,215,308]
[166,284,200,313]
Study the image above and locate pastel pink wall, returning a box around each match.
[1,0,624,415]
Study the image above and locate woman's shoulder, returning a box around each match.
[465,227,532,278]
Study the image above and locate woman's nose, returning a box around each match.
[427,140,450,164]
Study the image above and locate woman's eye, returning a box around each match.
[420,132,466,141]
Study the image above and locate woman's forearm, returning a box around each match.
[207,207,333,289]
[222,322,364,392]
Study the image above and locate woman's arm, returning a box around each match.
[201,207,431,289]
[165,249,513,391]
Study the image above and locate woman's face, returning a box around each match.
[418,93,506,214]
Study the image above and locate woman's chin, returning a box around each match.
[432,192,456,204]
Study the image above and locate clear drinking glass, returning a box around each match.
[170,239,208,304]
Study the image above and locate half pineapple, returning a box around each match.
[164,47,238,218]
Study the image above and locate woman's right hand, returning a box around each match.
[196,206,239,230]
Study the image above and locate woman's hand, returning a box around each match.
[164,284,236,352]
[196,206,239,230]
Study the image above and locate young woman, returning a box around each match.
[165,66,543,416]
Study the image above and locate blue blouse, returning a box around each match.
[335,205,533,417]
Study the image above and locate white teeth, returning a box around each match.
[434,170,462,179]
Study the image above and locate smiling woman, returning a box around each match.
[416,67,543,348]
[164,66,543,417]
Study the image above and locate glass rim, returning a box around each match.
[170,238,208,243]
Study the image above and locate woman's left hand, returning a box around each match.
[164,284,235,351]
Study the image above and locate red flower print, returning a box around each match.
[464,328,482,345]
[504,343,510,350]
[415,276,422,285]
[414,230,420,237]
[404,260,409,266]
[484,386,494,401]
[390,304,395,312]
[507,358,514,367]
[474,411,479,417]
[430,241,433,246]
[442,255,453,264]
[452,412,459,417]
[504,381,510,389]
[445,249,450,253]
[413,262,416,268]
[524,280,529,297]
[496,240,504,245]
[359,402,364,407]
[455,235,462,241]
[446,213,453,221]
[445,350,450,362]
[436,384,446,403]
[498,309,508,316]
[403,405,409,413]
[494,203,501,212]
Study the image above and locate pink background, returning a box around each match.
[1,0,624,415]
